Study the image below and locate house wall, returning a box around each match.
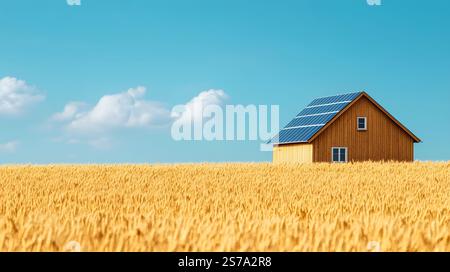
[312,96,415,162]
[273,143,313,163]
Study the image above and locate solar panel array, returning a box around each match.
[271,92,362,144]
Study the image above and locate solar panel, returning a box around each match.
[270,92,362,144]
[285,112,336,128]
[272,126,323,144]
[296,103,349,117]
[308,92,361,107]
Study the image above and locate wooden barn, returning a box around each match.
[271,92,421,163]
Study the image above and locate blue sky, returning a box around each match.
[0,0,449,163]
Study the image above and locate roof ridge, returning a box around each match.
[309,91,363,100]
[294,92,362,117]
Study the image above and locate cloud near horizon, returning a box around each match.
[171,89,228,125]
[52,87,228,147]
[53,87,228,133]
[53,87,172,134]
[0,76,45,115]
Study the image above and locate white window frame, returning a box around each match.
[357,117,367,131]
[331,147,348,163]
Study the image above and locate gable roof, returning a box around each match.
[270,91,421,145]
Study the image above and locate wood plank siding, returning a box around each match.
[273,143,313,163]
[312,96,414,162]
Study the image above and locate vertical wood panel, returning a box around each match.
[312,97,415,162]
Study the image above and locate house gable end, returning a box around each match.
[311,95,416,162]
[307,92,421,144]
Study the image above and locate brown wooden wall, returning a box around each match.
[312,96,415,162]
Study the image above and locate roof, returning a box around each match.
[270,91,421,145]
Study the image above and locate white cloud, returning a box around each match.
[54,86,171,134]
[171,89,228,124]
[0,76,45,115]
[0,141,19,153]
[52,87,228,149]
[51,102,87,121]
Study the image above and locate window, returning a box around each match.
[332,147,348,163]
[357,117,367,131]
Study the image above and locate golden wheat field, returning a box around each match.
[0,162,449,252]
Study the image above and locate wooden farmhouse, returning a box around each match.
[271,92,421,163]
